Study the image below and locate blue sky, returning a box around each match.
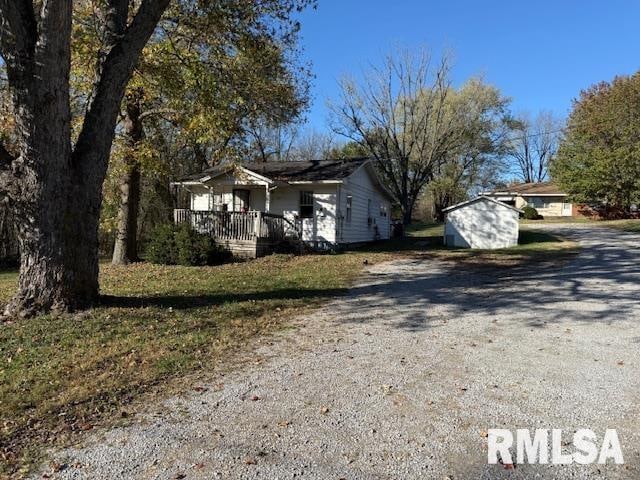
[297,0,639,132]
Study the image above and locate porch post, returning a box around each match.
[265,184,271,213]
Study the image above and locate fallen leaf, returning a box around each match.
[320,406,329,415]
[480,430,488,438]
[173,473,186,479]
[244,457,256,465]
[250,395,260,401]
[78,423,93,431]
[193,386,208,393]
[617,360,625,366]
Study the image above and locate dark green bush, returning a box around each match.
[522,205,543,220]
[147,224,178,265]
[147,223,231,266]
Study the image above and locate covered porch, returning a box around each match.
[173,209,299,258]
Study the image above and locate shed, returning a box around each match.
[443,196,523,249]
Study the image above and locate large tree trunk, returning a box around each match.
[401,204,413,226]
[0,0,170,318]
[112,90,144,265]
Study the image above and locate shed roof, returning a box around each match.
[442,195,524,214]
[178,158,370,183]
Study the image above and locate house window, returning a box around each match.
[300,191,314,218]
[212,192,224,211]
[367,199,373,226]
[529,197,548,209]
[346,195,352,222]
[379,204,387,217]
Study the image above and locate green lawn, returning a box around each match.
[598,219,640,233]
[0,224,578,476]
[520,216,595,224]
[520,217,640,232]
[1,253,392,477]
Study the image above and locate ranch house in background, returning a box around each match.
[482,182,575,217]
[171,158,393,258]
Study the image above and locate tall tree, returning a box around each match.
[330,49,509,224]
[330,48,455,224]
[100,1,311,264]
[0,0,171,317]
[507,111,562,183]
[551,73,640,212]
[429,78,511,220]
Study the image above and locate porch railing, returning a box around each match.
[173,209,297,243]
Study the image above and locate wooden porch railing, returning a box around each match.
[173,209,297,243]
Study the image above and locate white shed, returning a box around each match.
[443,196,522,249]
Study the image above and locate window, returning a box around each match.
[379,204,387,217]
[300,191,314,218]
[346,195,352,222]
[367,199,373,226]
[212,192,224,212]
[528,198,548,209]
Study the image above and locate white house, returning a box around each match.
[171,158,394,257]
[443,196,522,249]
[482,182,574,217]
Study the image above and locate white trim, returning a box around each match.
[237,166,274,185]
[519,193,568,197]
[443,195,524,214]
[170,180,208,187]
[345,159,395,202]
[287,180,344,185]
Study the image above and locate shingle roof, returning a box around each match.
[488,182,567,196]
[443,195,524,213]
[178,158,370,183]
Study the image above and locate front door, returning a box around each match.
[233,189,250,212]
[562,202,572,216]
[299,190,315,242]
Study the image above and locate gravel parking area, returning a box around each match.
[40,226,640,479]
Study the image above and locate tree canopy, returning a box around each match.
[330,48,510,224]
[551,72,640,211]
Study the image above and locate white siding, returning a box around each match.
[270,185,338,244]
[338,166,391,244]
[444,199,519,249]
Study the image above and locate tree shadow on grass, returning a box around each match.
[100,287,349,310]
[101,227,640,336]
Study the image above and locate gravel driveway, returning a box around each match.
[42,225,640,479]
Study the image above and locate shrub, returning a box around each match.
[146,224,178,265]
[522,205,543,220]
[146,223,232,266]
